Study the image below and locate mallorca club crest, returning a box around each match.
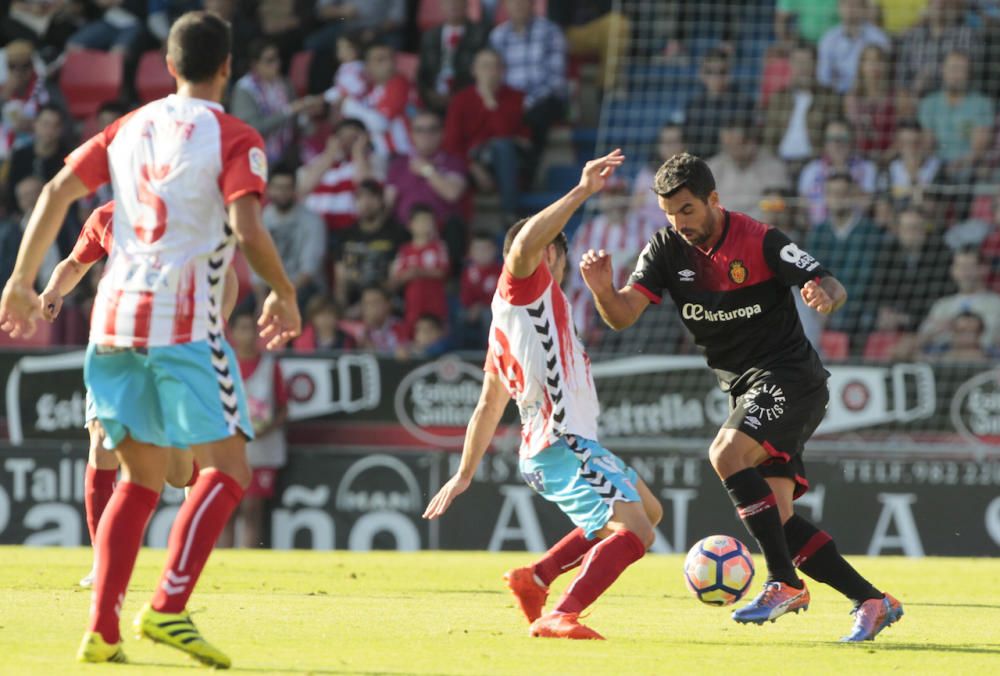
[729,260,747,285]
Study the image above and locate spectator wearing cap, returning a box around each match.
[707,120,789,222]
[683,47,754,160]
[489,0,567,163]
[797,118,878,226]
[762,41,841,166]
[817,0,890,94]
[895,0,981,98]
[417,0,489,115]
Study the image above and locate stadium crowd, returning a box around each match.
[0,0,998,363]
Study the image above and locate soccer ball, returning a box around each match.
[683,535,755,606]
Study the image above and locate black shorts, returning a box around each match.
[722,373,829,499]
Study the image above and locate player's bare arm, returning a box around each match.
[39,255,96,322]
[423,372,510,520]
[0,167,90,337]
[506,149,625,279]
[801,276,847,315]
[229,193,302,349]
[580,250,651,330]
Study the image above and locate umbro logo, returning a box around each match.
[678,269,695,282]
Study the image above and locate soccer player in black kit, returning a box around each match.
[579,153,903,642]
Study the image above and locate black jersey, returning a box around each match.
[627,209,831,391]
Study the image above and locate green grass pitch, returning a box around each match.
[0,546,997,674]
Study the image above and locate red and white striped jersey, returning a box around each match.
[340,74,412,158]
[485,262,600,459]
[71,201,115,264]
[65,95,266,348]
[303,158,358,231]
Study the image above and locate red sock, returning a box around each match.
[554,529,646,615]
[185,459,201,487]
[89,481,159,644]
[84,466,117,546]
[151,470,243,614]
[532,528,599,587]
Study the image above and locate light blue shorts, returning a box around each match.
[83,339,253,450]
[85,390,96,423]
[519,435,642,539]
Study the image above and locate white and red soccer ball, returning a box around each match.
[684,535,755,606]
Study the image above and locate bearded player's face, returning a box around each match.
[658,188,719,248]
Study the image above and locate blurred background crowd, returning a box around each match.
[0,0,999,365]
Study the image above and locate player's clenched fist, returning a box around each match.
[39,287,63,322]
[800,279,835,314]
[580,248,614,293]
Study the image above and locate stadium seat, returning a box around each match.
[59,50,124,119]
[759,55,791,107]
[418,0,482,31]
[494,0,546,23]
[820,331,850,361]
[545,164,580,194]
[0,320,53,349]
[863,331,905,361]
[395,52,419,82]
[290,51,312,97]
[136,50,175,103]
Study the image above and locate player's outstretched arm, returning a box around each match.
[229,194,302,349]
[506,149,625,278]
[579,249,651,330]
[39,256,96,322]
[801,276,847,315]
[0,168,90,337]
[423,372,510,520]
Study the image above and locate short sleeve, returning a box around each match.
[497,261,552,306]
[215,114,267,205]
[64,114,130,192]
[71,202,115,264]
[762,228,831,287]
[626,233,670,304]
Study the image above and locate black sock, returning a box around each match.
[723,468,801,587]
[784,514,882,603]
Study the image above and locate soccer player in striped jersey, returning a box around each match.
[38,201,241,588]
[424,150,663,640]
[0,12,300,667]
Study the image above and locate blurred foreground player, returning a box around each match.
[580,153,902,642]
[37,201,242,586]
[0,11,300,666]
[424,151,663,640]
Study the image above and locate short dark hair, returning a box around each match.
[168,11,231,83]
[269,163,296,183]
[896,118,923,134]
[408,203,436,221]
[415,313,444,330]
[653,152,716,201]
[702,46,730,66]
[790,39,817,60]
[360,284,390,301]
[36,103,63,122]
[357,178,383,198]
[228,306,255,327]
[471,228,495,243]
[503,218,568,258]
[364,40,394,60]
[335,117,367,134]
[305,294,340,322]
[826,171,854,186]
[249,38,280,63]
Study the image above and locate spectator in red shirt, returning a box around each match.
[358,285,407,353]
[328,41,412,159]
[458,229,500,347]
[390,205,450,336]
[844,44,897,164]
[386,110,468,271]
[292,295,358,352]
[222,310,289,549]
[444,47,531,220]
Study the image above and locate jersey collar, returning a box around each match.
[166,93,224,111]
[699,208,730,258]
